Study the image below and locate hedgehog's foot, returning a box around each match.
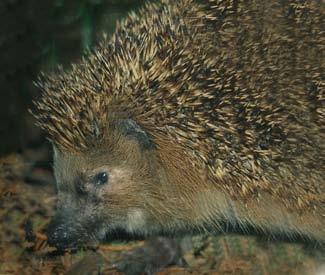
[114,236,186,275]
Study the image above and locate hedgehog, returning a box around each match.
[32,0,324,252]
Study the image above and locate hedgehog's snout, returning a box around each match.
[46,212,84,250]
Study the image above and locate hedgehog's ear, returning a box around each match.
[115,119,155,150]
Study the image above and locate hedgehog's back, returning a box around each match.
[148,0,325,209]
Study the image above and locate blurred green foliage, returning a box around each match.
[0,0,145,155]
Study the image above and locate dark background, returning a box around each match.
[0,0,144,156]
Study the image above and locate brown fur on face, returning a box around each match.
[49,121,202,248]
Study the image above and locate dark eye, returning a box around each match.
[94,172,109,186]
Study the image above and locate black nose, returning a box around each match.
[46,213,80,250]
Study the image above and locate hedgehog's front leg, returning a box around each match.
[114,237,185,275]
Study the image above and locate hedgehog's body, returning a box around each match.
[34,0,324,249]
